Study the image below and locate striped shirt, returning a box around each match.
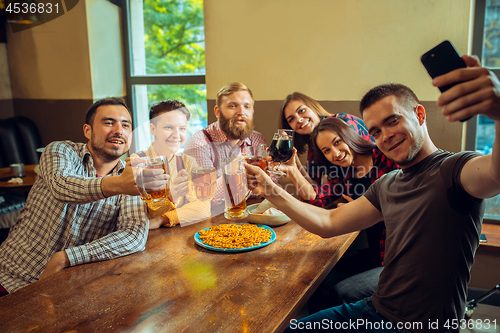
[0,141,148,292]
[184,121,267,205]
[131,144,211,226]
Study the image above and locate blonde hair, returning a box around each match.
[216,82,254,107]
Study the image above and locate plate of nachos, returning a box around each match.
[194,223,276,252]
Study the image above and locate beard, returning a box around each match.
[219,112,254,140]
[394,130,424,167]
[90,132,128,163]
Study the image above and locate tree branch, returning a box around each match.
[159,39,204,58]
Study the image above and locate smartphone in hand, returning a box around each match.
[421,40,466,92]
[421,40,470,121]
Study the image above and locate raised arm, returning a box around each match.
[41,142,119,203]
[154,157,211,228]
[184,133,226,205]
[102,158,144,197]
[278,149,317,200]
[244,163,382,238]
[295,156,317,186]
[434,55,500,199]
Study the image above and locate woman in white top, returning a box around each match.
[131,100,210,228]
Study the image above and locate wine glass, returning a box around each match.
[244,144,268,171]
[268,129,293,176]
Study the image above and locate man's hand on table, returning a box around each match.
[39,251,70,280]
[148,215,166,229]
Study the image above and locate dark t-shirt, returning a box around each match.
[349,174,373,200]
[364,150,484,332]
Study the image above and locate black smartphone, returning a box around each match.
[421,40,466,92]
[421,40,470,121]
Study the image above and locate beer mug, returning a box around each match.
[136,156,172,204]
[222,158,250,220]
[190,166,217,202]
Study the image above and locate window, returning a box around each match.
[470,0,500,220]
[123,0,207,152]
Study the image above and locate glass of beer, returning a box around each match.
[222,158,250,220]
[268,129,294,176]
[244,144,268,171]
[190,166,217,201]
[136,156,172,204]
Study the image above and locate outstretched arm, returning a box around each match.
[277,149,317,200]
[244,163,382,238]
[434,55,500,199]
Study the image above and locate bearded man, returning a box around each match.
[0,97,163,296]
[184,82,268,206]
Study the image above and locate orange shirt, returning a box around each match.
[131,144,211,227]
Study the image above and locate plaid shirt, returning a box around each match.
[0,141,148,292]
[307,113,374,184]
[184,122,267,205]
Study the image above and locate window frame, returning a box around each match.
[469,0,500,223]
[467,0,500,151]
[120,0,206,130]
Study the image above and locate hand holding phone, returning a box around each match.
[421,40,470,121]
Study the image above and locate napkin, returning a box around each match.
[253,199,275,213]
[253,200,284,215]
[7,178,23,184]
[261,207,284,216]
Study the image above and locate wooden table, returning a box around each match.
[0,164,38,193]
[469,222,500,291]
[0,201,358,333]
[479,222,500,253]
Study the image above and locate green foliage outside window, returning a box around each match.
[142,0,207,122]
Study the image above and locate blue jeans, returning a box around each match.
[331,267,383,305]
[284,298,411,332]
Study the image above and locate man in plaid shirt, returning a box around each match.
[184,82,268,208]
[0,98,156,295]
